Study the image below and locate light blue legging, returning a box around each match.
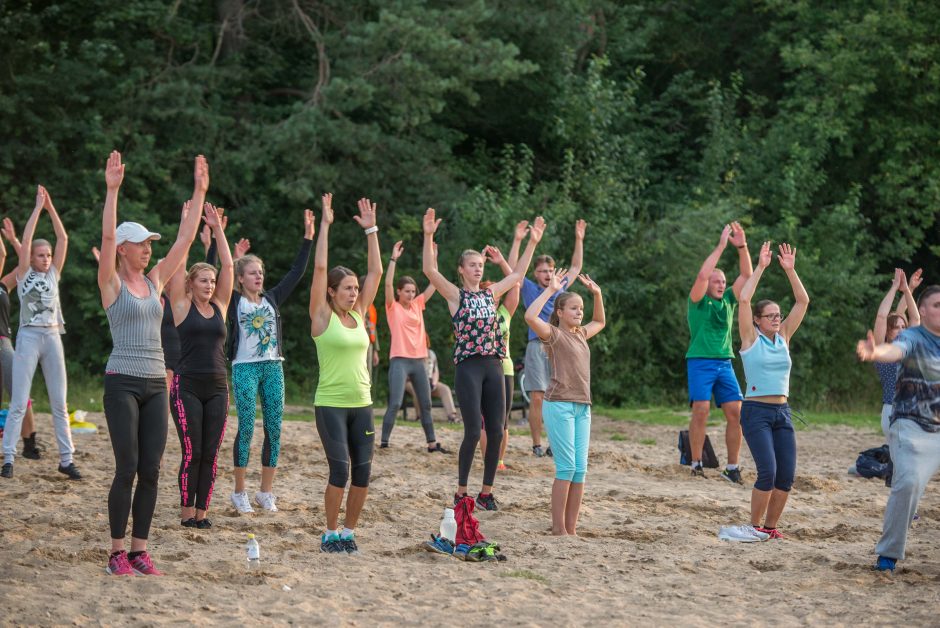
[542,400,591,483]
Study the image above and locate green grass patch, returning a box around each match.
[595,405,880,430]
[639,438,657,446]
[500,569,548,584]
[609,433,627,441]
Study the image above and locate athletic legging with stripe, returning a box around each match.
[170,374,229,509]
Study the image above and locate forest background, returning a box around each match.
[2,0,938,409]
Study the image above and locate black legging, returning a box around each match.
[455,356,504,487]
[170,374,228,510]
[103,374,168,540]
[503,374,514,430]
[315,405,374,488]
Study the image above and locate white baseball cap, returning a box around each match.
[116,222,161,245]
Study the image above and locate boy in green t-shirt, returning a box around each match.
[686,222,752,482]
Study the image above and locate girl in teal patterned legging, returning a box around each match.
[228,211,314,514]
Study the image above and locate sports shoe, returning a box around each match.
[320,532,345,553]
[22,433,42,460]
[718,525,766,542]
[454,543,471,560]
[742,525,770,541]
[755,526,784,540]
[425,534,455,555]
[691,465,706,478]
[255,491,278,512]
[427,443,450,454]
[181,517,198,528]
[874,556,896,572]
[231,491,254,513]
[476,492,499,512]
[1,463,12,478]
[379,442,389,449]
[58,463,83,480]
[532,445,545,458]
[106,550,135,576]
[340,534,360,555]
[721,468,743,485]
[497,462,508,471]
[545,446,553,458]
[129,552,164,575]
[196,518,212,529]
[453,492,469,506]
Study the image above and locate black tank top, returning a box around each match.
[161,294,181,370]
[176,301,226,376]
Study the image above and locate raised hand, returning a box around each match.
[1,217,17,243]
[777,243,796,270]
[856,330,877,362]
[891,267,903,290]
[203,202,221,229]
[549,267,567,292]
[514,220,529,241]
[353,197,377,229]
[91,246,101,262]
[578,273,601,295]
[194,155,209,194]
[483,244,505,265]
[575,219,587,240]
[757,241,772,269]
[909,268,924,292]
[199,224,212,249]
[42,186,57,213]
[423,208,441,235]
[321,193,334,225]
[105,151,125,190]
[303,208,315,239]
[899,269,910,293]
[392,240,404,260]
[528,216,547,244]
[234,238,251,259]
[728,221,746,248]
[180,199,193,223]
[718,224,732,248]
[34,185,46,212]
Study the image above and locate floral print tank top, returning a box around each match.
[452,288,505,364]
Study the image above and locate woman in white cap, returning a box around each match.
[97,151,207,576]
[0,184,75,481]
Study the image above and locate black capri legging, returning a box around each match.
[455,356,505,487]
[103,374,168,541]
[315,405,375,488]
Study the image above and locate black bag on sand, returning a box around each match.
[855,444,892,481]
[678,430,720,468]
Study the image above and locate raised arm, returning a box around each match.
[578,274,605,339]
[857,330,905,363]
[507,220,527,268]
[386,240,403,308]
[778,243,809,341]
[485,244,519,315]
[309,193,333,336]
[422,208,460,310]
[266,209,315,304]
[205,203,234,317]
[98,151,124,305]
[737,240,771,349]
[728,221,752,298]
[353,197,383,316]
[874,269,901,344]
[563,219,586,286]
[899,269,921,328]
[17,186,46,281]
[42,189,68,274]
[1,218,22,258]
[490,216,546,299]
[149,155,209,292]
[524,267,564,340]
[690,224,731,302]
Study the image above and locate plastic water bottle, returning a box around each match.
[440,508,457,543]
[246,534,261,572]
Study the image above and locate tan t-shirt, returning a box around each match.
[543,325,591,405]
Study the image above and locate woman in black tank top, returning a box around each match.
[167,203,234,529]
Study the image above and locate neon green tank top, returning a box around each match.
[313,310,372,407]
[498,304,513,376]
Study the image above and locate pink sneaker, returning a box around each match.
[106,551,135,576]
[129,552,164,576]
[756,527,785,540]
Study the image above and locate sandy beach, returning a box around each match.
[1,407,938,626]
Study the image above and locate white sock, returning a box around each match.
[326,528,339,538]
[692,460,703,469]
[726,464,738,471]
[341,527,355,539]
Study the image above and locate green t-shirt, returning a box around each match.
[313,310,372,407]
[686,291,736,359]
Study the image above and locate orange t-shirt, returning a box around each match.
[386,294,428,359]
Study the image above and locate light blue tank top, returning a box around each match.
[740,331,791,398]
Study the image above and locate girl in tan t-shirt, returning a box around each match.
[524,268,605,536]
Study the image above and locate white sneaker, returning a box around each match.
[718,524,765,542]
[254,491,278,512]
[231,491,254,513]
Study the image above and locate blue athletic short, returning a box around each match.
[686,358,743,407]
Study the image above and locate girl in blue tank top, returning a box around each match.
[735,241,809,541]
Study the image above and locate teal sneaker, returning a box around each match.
[320,533,345,553]
[425,534,455,555]
[340,534,360,555]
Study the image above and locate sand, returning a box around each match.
[1,407,938,626]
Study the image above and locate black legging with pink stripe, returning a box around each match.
[170,374,228,510]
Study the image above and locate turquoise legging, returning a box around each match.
[542,400,591,483]
[232,360,285,468]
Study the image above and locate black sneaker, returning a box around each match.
[1,463,12,478]
[454,492,469,506]
[532,445,545,458]
[58,463,82,480]
[721,468,743,485]
[196,518,212,529]
[341,536,360,555]
[690,465,706,478]
[476,492,499,511]
[320,533,346,553]
[181,517,198,528]
[22,433,42,460]
[379,443,389,449]
[545,446,553,458]
[427,443,450,454]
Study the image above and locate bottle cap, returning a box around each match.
[248,533,255,539]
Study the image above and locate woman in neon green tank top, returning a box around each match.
[309,193,383,554]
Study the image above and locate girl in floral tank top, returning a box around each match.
[422,208,545,510]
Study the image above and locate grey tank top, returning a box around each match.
[105,277,165,378]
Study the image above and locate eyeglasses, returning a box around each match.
[759,313,782,321]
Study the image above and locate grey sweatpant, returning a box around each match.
[381,357,435,444]
[1,327,73,464]
[874,419,940,560]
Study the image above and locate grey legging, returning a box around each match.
[381,357,435,445]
